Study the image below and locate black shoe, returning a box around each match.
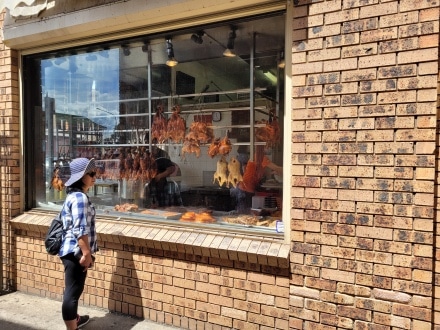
[77,314,90,328]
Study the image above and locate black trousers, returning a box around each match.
[61,253,87,321]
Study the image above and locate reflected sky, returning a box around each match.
[41,48,121,131]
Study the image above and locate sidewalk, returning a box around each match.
[0,291,181,330]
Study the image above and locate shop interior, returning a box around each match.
[27,12,286,233]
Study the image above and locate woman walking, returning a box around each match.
[59,158,98,329]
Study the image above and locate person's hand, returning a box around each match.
[79,254,94,271]
[272,169,283,176]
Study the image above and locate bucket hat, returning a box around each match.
[64,158,96,187]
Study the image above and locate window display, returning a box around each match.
[24,13,285,233]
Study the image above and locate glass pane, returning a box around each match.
[26,13,285,234]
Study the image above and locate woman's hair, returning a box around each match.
[66,177,85,193]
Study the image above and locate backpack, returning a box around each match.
[45,213,65,255]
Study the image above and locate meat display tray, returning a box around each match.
[137,209,182,219]
[102,207,182,220]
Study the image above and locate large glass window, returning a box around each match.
[24,13,285,234]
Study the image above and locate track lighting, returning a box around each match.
[223,48,235,57]
[86,54,97,61]
[142,42,149,53]
[165,39,178,67]
[54,57,66,65]
[278,59,285,69]
[99,50,109,58]
[43,60,53,68]
[54,53,66,65]
[278,51,285,69]
[263,70,277,84]
[99,47,110,58]
[69,61,78,73]
[223,27,237,57]
[191,31,204,44]
[122,45,131,56]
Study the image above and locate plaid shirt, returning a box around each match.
[59,190,97,257]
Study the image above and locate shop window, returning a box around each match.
[23,13,285,234]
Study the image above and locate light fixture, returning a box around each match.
[165,39,178,67]
[223,27,237,57]
[86,54,97,61]
[42,59,53,68]
[69,61,78,73]
[122,45,131,56]
[54,53,66,65]
[54,57,66,65]
[191,31,204,44]
[141,41,149,53]
[263,70,277,84]
[278,51,285,69]
[223,48,235,57]
[99,47,110,58]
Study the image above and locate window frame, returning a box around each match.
[22,11,290,240]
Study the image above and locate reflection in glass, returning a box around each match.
[26,13,285,233]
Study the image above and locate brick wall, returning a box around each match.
[14,227,290,329]
[0,9,20,292]
[435,24,440,330]
[291,0,439,329]
[3,0,440,329]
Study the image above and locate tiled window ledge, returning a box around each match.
[10,210,290,268]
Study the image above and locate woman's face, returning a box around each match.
[82,170,97,192]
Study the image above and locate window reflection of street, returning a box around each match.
[29,13,286,234]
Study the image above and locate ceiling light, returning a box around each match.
[166,58,178,67]
[42,60,53,68]
[165,39,178,67]
[99,47,110,58]
[142,42,149,53]
[122,45,131,56]
[69,62,78,73]
[223,49,235,57]
[263,70,277,84]
[278,51,285,69]
[223,27,237,57]
[86,54,97,61]
[54,53,66,65]
[54,58,66,65]
[191,31,204,44]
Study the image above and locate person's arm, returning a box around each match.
[262,156,283,175]
[266,162,283,175]
[77,235,93,269]
[155,164,175,181]
[71,193,94,270]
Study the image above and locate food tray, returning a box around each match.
[219,214,278,228]
[138,209,182,220]
[102,207,182,220]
